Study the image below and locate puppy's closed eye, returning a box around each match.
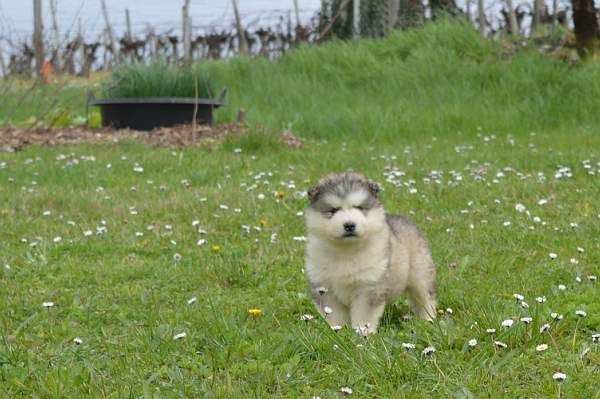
[324,207,340,217]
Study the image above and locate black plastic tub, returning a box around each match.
[89,97,225,131]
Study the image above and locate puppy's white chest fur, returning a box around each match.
[306,233,388,306]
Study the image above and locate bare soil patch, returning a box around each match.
[0,123,246,152]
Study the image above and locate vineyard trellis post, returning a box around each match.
[101,0,119,64]
[506,0,518,34]
[125,9,133,40]
[33,0,44,77]
[232,0,248,55]
[353,0,361,39]
[183,0,192,64]
[50,0,61,71]
[477,0,486,36]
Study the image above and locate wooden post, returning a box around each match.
[125,9,133,39]
[388,0,400,30]
[49,0,61,71]
[293,0,301,27]
[0,43,6,77]
[506,0,518,34]
[100,0,119,63]
[353,0,360,39]
[466,0,471,22]
[552,0,558,27]
[531,0,544,36]
[182,0,192,64]
[33,0,44,77]
[232,0,248,55]
[477,0,486,36]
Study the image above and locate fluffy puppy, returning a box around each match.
[305,171,437,334]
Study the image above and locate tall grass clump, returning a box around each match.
[101,59,215,99]
[202,19,600,139]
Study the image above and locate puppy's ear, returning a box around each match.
[367,181,381,197]
[307,185,320,202]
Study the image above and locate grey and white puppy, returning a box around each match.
[305,171,437,334]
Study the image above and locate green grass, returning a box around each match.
[101,60,215,99]
[1,20,600,397]
[1,132,599,397]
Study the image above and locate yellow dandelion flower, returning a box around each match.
[275,191,285,199]
[259,219,267,226]
[248,308,262,317]
[211,244,221,253]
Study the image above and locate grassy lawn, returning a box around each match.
[1,21,600,397]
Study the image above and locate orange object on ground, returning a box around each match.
[41,60,53,83]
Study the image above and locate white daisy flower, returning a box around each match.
[292,236,307,242]
[53,236,62,243]
[588,275,597,281]
[339,387,353,395]
[422,346,436,356]
[323,306,333,315]
[513,293,524,301]
[592,333,600,343]
[133,166,144,173]
[73,337,83,345]
[575,310,587,317]
[445,308,453,315]
[535,296,547,303]
[42,301,55,308]
[173,253,182,262]
[187,297,197,305]
[552,372,566,382]
[520,317,533,324]
[468,339,477,347]
[537,198,548,205]
[577,246,584,253]
[486,328,496,334]
[550,312,563,320]
[540,323,551,333]
[549,253,558,259]
[494,341,507,348]
[299,314,314,321]
[331,325,343,332]
[173,332,186,340]
[536,344,548,352]
[401,342,416,350]
[196,239,207,246]
[521,301,529,309]
[501,319,514,328]
[557,284,566,291]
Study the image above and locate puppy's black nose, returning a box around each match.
[343,222,356,233]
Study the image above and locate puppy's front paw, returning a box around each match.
[353,323,377,336]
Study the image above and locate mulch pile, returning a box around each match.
[0,123,247,152]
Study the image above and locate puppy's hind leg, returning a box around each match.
[406,273,437,321]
